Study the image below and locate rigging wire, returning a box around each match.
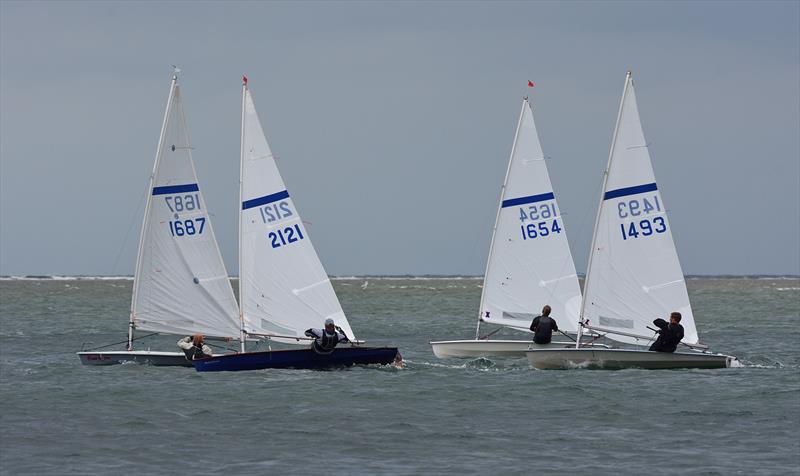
[110,179,150,276]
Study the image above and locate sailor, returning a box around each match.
[177,333,212,360]
[649,312,685,353]
[530,305,559,344]
[305,318,349,354]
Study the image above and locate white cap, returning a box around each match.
[324,318,335,326]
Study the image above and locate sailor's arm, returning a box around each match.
[177,337,193,350]
[653,318,669,331]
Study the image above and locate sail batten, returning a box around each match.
[479,98,582,334]
[581,73,698,345]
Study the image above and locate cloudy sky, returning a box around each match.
[1,1,798,276]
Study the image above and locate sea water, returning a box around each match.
[1,277,798,475]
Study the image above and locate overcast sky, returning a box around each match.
[1,1,798,276]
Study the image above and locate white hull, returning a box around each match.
[77,350,193,367]
[430,340,576,359]
[526,348,735,370]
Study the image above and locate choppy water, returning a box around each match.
[1,277,798,475]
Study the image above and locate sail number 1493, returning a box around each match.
[616,194,668,240]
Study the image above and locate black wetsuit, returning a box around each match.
[649,318,684,353]
[305,328,349,354]
[530,315,558,344]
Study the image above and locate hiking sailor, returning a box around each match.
[649,312,685,353]
[177,333,212,360]
[305,318,350,354]
[530,305,559,344]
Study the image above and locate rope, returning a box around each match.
[575,323,607,348]
[81,332,158,351]
[557,329,577,343]
[478,327,502,340]
[205,341,234,351]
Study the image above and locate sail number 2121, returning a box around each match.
[269,224,305,249]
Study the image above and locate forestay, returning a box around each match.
[238,84,355,343]
[132,76,241,338]
[479,98,582,333]
[581,73,698,345]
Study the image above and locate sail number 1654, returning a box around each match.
[518,203,562,240]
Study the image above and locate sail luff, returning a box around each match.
[475,98,528,338]
[128,74,178,349]
[238,81,247,352]
[576,71,631,346]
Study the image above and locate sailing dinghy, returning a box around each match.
[526,72,736,370]
[192,77,399,372]
[79,71,241,366]
[430,97,590,359]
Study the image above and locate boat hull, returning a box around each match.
[526,348,735,370]
[77,350,193,367]
[430,339,569,358]
[192,346,401,372]
[429,339,607,358]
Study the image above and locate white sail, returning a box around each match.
[238,84,355,343]
[479,98,582,333]
[131,76,241,338]
[581,72,698,345]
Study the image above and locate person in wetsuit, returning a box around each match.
[649,312,685,353]
[177,333,212,360]
[530,305,559,344]
[305,318,350,354]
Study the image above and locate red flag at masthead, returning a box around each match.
[242,75,248,85]
[527,80,535,87]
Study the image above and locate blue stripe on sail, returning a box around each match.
[242,190,290,210]
[603,182,658,200]
[152,183,199,195]
[501,192,555,208]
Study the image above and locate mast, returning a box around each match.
[475,97,528,339]
[128,69,178,350]
[238,76,248,352]
[576,71,632,348]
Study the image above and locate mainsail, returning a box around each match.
[131,75,241,338]
[580,72,698,345]
[479,98,582,333]
[238,81,355,342]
